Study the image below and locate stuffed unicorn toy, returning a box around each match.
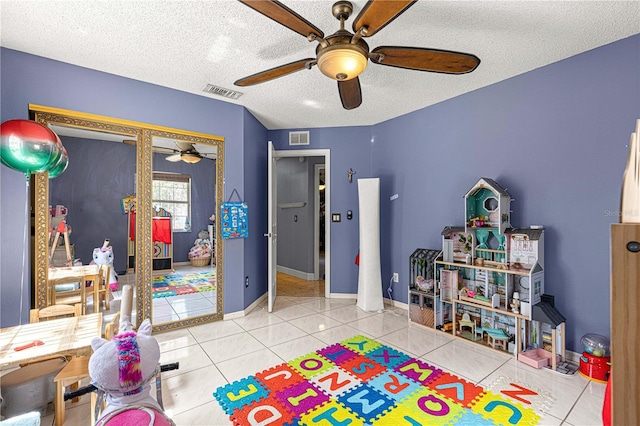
[89,318,175,426]
[91,239,118,291]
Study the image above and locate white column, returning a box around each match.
[356,178,384,312]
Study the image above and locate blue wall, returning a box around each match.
[2,34,639,353]
[368,34,639,351]
[0,47,251,325]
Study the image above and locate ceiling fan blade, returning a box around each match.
[352,0,416,37]
[153,146,176,154]
[338,77,362,110]
[235,58,315,86]
[175,141,195,152]
[238,0,324,39]
[166,153,182,162]
[371,46,480,74]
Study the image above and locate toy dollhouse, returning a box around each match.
[409,177,566,369]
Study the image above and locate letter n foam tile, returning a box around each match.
[470,390,540,426]
[213,376,269,415]
[313,365,362,397]
[427,371,486,408]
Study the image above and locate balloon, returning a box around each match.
[0,119,63,177]
[48,145,69,179]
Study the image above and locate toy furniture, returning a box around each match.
[416,178,554,360]
[0,314,102,421]
[48,275,88,315]
[126,205,174,273]
[459,313,475,335]
[53,356,92,426]
[408,248,442,328]
[485,328,509,350]
[30,303,82,323]
[95,264,111,311]
[0,357,67,419]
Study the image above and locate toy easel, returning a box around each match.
[50,220,72,266]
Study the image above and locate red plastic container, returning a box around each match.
[579,351,611,383]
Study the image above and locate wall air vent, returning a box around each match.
[203,84,243,100]
[289,131,310,146]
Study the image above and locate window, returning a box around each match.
[153,172,191,232]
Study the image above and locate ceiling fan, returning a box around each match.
[235,0,480,110]
[125,139,204,163]
[164,141,203,164]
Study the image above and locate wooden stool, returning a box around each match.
[53,356,94,426]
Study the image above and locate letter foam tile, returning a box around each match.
[485,375,554,415]
[212,335,547,425]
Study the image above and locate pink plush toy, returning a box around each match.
[89,319,174,426]
[92,240,118,291]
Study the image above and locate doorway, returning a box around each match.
[269,148,330,303]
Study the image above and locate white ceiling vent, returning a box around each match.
[203,84,243,100]
[289,131,309,146]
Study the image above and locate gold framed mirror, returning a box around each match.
[30,104,224,332]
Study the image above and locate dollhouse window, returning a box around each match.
[484,197,498,211]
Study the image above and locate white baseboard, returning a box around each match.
[224,292,268,320]
[277,265,314,281]
[329,292,357,299]
[384,297,408,311]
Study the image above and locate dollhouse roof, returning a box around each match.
[441,226,465,236]
[506,228,544,240]
[532,298,566,327]
[465,178,510,199]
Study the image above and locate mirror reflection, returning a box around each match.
[149,136,218,324]
[30,104,224,333]
[49,125,139,326]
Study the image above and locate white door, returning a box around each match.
[267,142,278,312]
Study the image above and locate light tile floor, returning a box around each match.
[45,295,605,425]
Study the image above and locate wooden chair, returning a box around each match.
[53,356,94,426]
[104,312,121,340]
[48,275,88,315]
[27,302,87,425]
[94,264,111,312]
[30,303,82,323]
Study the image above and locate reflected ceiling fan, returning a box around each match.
[164,141,203,164]
[235,0,480,110]
[124,140,204,163]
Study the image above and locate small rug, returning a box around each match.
[214,335,552,425]
[152,271,216,299]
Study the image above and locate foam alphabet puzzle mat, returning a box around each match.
[213,335,552,425]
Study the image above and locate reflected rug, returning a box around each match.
[213,335,552,425]
[152,271,216,299]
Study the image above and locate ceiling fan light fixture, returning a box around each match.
[317,44,368,81]
[181,153,202,163]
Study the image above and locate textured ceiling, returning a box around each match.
[1,1,638,130]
